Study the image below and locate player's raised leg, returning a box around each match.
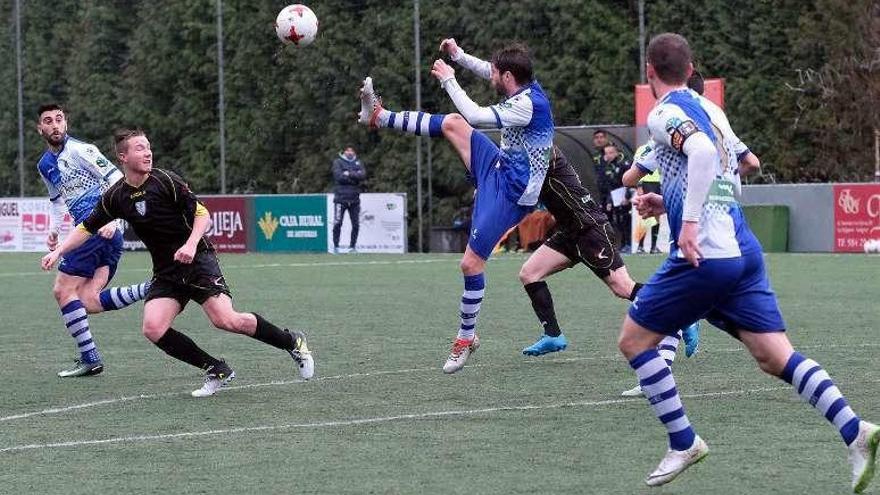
[201,294,314,380]
[518,245,572,356]
[739,330,879,492]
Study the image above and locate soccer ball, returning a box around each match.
[864,239,880,254]
[275,4,319,46]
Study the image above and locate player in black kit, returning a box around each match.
[42,129,314,397]
[518,147,697,373]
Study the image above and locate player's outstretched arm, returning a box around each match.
[432,60,499,127]
[622,163,648,187]
[439,38,492,80]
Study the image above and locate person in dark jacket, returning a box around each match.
[332,146,366,253]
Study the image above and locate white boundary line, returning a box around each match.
[0,257,473,278]
[3,342,877,424]
[0,386,786,453]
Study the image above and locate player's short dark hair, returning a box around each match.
[647,33,692,85]
[37,103,64,120]
[491,43,533,85]
[114,128,146,154]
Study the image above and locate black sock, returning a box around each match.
[524,281,562,337]
[252,313,294,351]
[155,328,221,370]
[629,282,644,301]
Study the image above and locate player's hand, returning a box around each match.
[439,38,461,58]
[633,192,666,217]
[678,221,703,267]
[97,223,117,239]
[431,59,455,83]
[41,251,60,271]
[174,243,197,264]
[46,232,59,251]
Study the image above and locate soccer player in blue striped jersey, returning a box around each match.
[37,104,151,377]
[617,34,878,490]
[358,40,554,374]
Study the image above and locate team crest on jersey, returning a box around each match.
[135,200,147,216]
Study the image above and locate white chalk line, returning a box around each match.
[0,256,475,278]
[3,341,877,424]
[0,386,786,453]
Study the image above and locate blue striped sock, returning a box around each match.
[100,280,151,311]
[657,331,681,366]
[630,348,696,451]
[61,300,100,364]
[457,273,485,341]
[381,110,445,137]
[781,351,861,445]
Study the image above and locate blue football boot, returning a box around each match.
[522,334,568,356]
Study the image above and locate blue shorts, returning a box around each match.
[58,230,124,282]
[467,131,532,260]
[628,250,786,336]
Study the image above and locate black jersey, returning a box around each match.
[81,168,214,278]
[540,147,610,233]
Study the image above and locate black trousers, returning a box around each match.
[332,200,360,248]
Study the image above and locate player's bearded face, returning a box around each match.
[490,66,505,96]
[121,136,153,173]
[38,111,67,147]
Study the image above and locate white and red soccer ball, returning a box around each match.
[275,4,319,47]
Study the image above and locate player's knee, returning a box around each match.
[79,293,103,314]
[459,256,483,276]
[518,265,539,285]
[441,113,467,136]
[52,281,75,304]
[141,321,166,342]
[210,312,245,332]
[753,351,786,377]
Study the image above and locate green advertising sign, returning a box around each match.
[253,195,328,251]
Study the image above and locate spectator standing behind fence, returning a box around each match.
[331,146,366,253]
[600,143,633,252]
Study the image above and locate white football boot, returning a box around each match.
[645,435,709,486]
[442,335,480,374]
[191,361,235,398]
[358,77,383,128]
[850,421,880,493]
[620,384,645,397]
[287,329,315,380]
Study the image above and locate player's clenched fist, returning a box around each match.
[431,59,455,83]
[174,243,196,264]
[439,38,461,57]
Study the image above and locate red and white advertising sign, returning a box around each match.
[833,184,880,252]
[0,198,74,252]
[201,196,248,253]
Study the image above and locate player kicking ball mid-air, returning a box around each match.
[618,33,877,491]
[358,38,554,374]
[42,129,314,397]
[37,104,152,377]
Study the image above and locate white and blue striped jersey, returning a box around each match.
[447,51,555,206]
[37,136,123,226]
[645,89,758,259]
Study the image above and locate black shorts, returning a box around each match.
[640,182,661,195]
[544,223,625,279]
[145,252,231,308]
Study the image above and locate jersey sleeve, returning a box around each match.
[450,49,492,80]
[489,93,533,128]
[80,189,118,234]
[73,142,123,183]
[633,142,659,173]
[647,103,703,154]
